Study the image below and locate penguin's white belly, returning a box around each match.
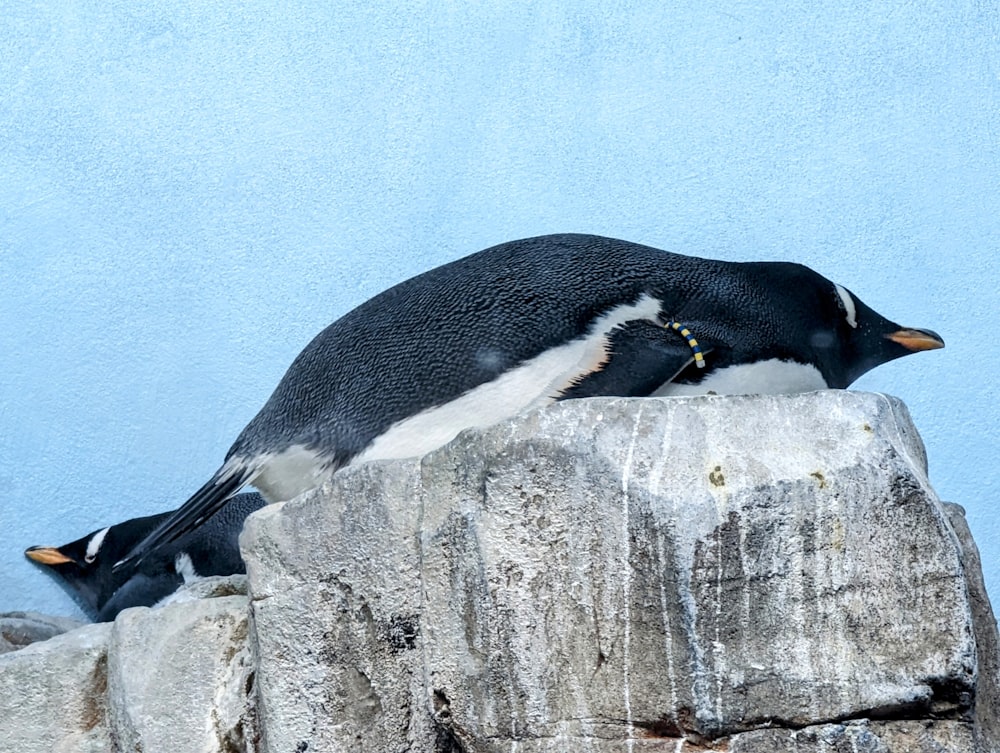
[352,294,664,465]
[251,445,334,502]
[173,552,201,584]
[250,295,664,501]
[653,359,828,397]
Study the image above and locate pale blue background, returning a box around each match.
[1,1,997,618]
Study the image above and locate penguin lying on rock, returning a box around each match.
[117,233,943,570]
[26,492,266,621]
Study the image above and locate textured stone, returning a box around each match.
[422,393,974,743]
[242,392,988,751]
[424,719,981,752]
[0,611,86,654]
[157,573,249,606]
[244,457,435,753]
[944,502,1000,753]
[107,595,255,753]
[0,621,113,752]
[730,719,977,752]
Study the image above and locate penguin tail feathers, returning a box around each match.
[113,463,255,573]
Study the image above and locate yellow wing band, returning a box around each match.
[665,321,707,369]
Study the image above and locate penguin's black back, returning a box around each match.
[97,492,266,620]
[234,234,736,461]
[164,490,266,577]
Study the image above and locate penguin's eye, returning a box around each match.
[84,553,97,564]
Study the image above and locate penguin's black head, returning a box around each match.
[24,513,167,621]
[786,267,944,388]
[689,261,943,392]
[25,530,112,620]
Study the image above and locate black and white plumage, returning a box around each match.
[26,492,266,621]
[117,233,943,569]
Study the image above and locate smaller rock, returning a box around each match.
[107,594,254,753]
[943,502,1000,752]
[0,621,113,752]
[0,611,87,654]
[156,573,249,607]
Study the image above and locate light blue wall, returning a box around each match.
[2,1,998,618]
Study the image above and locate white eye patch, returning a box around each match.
[834,284,858,329]
[85,526,111,563]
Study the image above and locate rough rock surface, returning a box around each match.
[0,622,113,752]
[946,501,1000,752]
[107,594,253,753]
[729,719,979,752]
[1,392,997,753]
[0,610,85,654]
[0,586,252,753]
[242,392,996,752]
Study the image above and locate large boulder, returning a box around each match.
[243,392,997,752]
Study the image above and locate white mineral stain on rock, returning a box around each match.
[620,407,642,753]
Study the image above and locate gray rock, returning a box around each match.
[944,502,1000,753]
[0,611,86,654]
[730,719,978,752]
[0,621,113,752]
[423,393,975,742]
[156,573,249,606]
[242,391,990,751]
[0,595,253,753]
[107,595,255,753]
[433,719,981,752]
[244,457,434,752]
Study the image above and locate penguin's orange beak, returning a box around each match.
[24,546,74,566]
[886,328,945,352]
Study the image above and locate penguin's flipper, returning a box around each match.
[559,319,714,399]
[113,465,253,572]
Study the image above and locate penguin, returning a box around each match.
[116,233,943,569]
[26,492,266,622]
